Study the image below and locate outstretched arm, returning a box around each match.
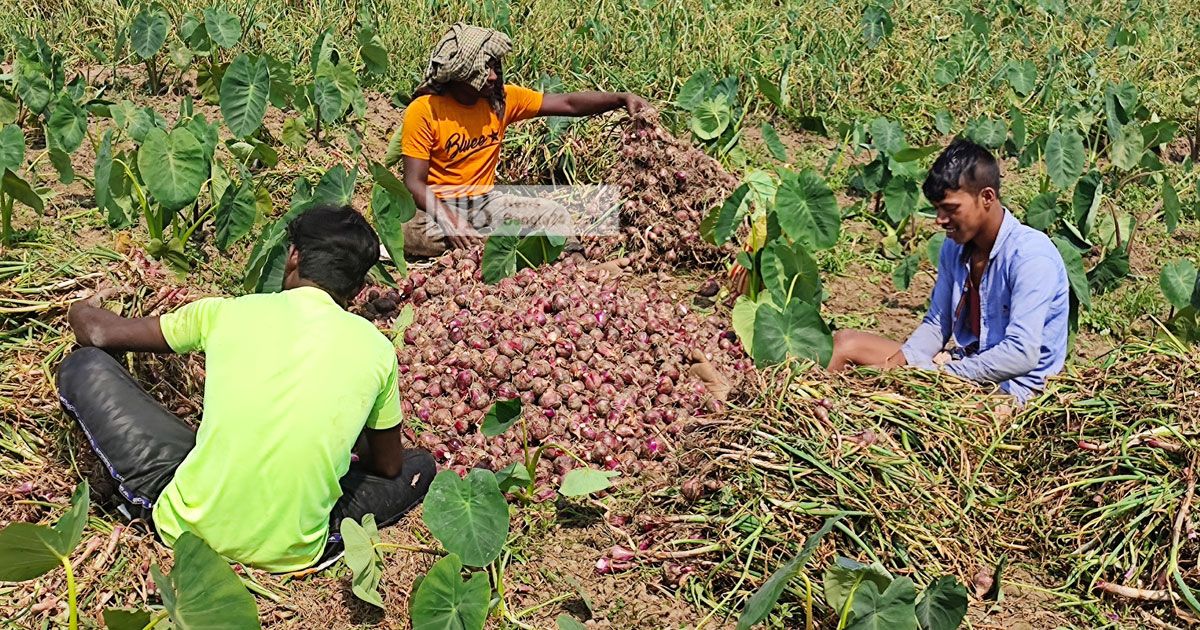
[538,91,649,117]
[68,296,172,353]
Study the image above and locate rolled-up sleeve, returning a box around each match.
[901,246,954,369]
[943,254,1056,384]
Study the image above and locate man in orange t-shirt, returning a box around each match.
[399,23,647,257]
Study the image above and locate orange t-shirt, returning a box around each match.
[400,84,544,199]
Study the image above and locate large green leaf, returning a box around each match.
[774,169,840,250]
[15,58,52,114]
[1053,237,1091,309]
[2,169,44,213]
[151,532,261,629]
[313,75,345,122]
[47,93,87,153]
[1161,260,1199,310]
[481,220,522,284]
[1006,60,1037,96]
[204,7,242,49]
[95,136,132,228]
[370,183,411,273]
[481,398,523,437]
[760,240,821,303]
[869,117,904,156]
[341,514,384,608]
[220,54,271,138]
[736,516,841,629]
[130,7,169,60]
[1071,170,1103,240]
[410,554,490,630]
[1044,128,1085,191]
[761,123,788,161]
[0,124,25,173]
[892,254,919,291]
[1009,107,1027,152]
[312,164,356,207]
[556,615,588,630]
[0,524,66,581]
[1110,123,1144,171]
[422,470,509,567]
[964,117,1007,150]
[750,298,833,367]
[51,482,90,558]
[688,98,732,141]
[102,609,154,630]
[559,468,620,497]
[846,577,919,630]
[357,27,389,75]
[709,182,750,246]
[1164,178,1181,235]
[495,462,533,494]
[137,127,208,212]
[0,481,89,581]
[731,294,765,353]
[180,12,212,52]
[925,232,945,268]
[215,179,256,251]
[915,576,968,630]
[1088,249,1130,294]
[1024,192,1059,231]
[883,175,920,224]
[825,558,895,617]
[49,148,75,184]
[676,68,715,112]
[860,4,894,47]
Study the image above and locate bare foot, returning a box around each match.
[688,348,731,401]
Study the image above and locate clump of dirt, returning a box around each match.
[585,109,740,270]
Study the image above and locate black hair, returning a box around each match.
[922,138,1001,203]
[286,205,380,305]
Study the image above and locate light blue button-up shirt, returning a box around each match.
[900,209,1070,402]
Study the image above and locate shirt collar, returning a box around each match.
[959,207,1018,265]
[287,285,340,306]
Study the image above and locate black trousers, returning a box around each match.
[57,347,435,566]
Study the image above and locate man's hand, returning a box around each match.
[67,288,173,353]
[623,93,650,115]
[435,205,484,250]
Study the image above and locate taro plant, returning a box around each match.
[1159,258,1200,345]
[845,116,940,283]
[1018,80,1185,331]
[102,531,262,629]
[736,517,968,630]
[288,28,375,142]
[342,399,616,628]
[0,124,44,247]
[703,166,842,367]
[94,98,225,271]
[129,3,172,95]
[675,68,748,162]
[0,482,89,630]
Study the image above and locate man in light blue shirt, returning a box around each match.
[829,139,1070,403]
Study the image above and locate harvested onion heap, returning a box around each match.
[584,110,740,269]
[355,248,752,490]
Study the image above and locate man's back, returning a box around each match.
[152,286,401,572]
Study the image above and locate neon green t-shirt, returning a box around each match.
[153,286,402,572]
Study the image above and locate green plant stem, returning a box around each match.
[142,610,171,630]
[1,193,13,248]
[376,542,445,555]
[60,555,77,630]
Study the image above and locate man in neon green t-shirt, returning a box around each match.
[58,205,434,573]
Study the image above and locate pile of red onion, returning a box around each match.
[354,248,752,491]
[583,110,741,270]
